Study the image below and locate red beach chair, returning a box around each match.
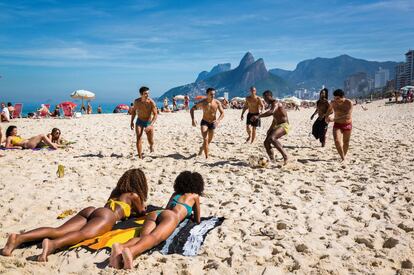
[12,103,23,118]
[60,104,73,118]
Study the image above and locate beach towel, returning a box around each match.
[0,147,54,151]
[71,213,223,256]
[312,118,328,142]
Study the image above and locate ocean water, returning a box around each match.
[13,101,193,116]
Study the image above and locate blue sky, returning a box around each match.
[0,0,413,102]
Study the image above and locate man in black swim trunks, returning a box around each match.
[241,86,264,143]
[191,88,224,158]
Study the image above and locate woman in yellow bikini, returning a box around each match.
[1,168,148,262]
[109,171,203,269]
[5,125,58,150]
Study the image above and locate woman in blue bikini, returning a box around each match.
[109,171,204,269]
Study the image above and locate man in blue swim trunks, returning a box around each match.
[190,88,224,158]
[130,86,158,159]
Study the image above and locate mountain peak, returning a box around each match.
[196,63,231,82]
[238,52,255,69]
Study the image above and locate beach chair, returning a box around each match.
[60,104,73,118]
[12,103,23,118]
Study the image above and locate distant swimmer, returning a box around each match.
[130,86,158,159]
[241,86,264,143]
[251,90,290,165]
[190,88,224,159]
[311,88,330,147]
[325,89,353,162]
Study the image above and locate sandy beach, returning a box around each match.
[0,99,413,274]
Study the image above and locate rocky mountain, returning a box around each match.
[196,63,231,82]
[269,54,398,90]
[160,52,291,99]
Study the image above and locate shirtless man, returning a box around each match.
[190,88,224,158]
[241,86,264,143]
[325,89,353,162]
[130,86,158,159]
[311,88,330,147]
[252,90,290,165]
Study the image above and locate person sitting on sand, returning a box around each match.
[1,102,10,122]
[37,104,51,117]
[50,105,61,117]
[4,126,58,150]
[1,168,148,262]
[109,171,203,269]
[46,128,66,147]
[7,103,14,119]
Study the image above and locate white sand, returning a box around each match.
[0,99,413,274]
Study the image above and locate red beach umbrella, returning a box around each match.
[60,101,77,107]
[194,95,206,101]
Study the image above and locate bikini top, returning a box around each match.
[11,136,24,146]
[169,194,192,218]
[106,199,131,219]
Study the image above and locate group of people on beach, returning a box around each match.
[1,168,204,270]
[0,126,65,150]
[130,85,353,164]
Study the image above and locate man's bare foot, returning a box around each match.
[149,145,154,153]
[109,243,123,269]
[245,137,250,143]
[1,233,20,256]
[37,239,55,262]
[121,248,134,269]
[198,146,203,156]
[283,157,290,166]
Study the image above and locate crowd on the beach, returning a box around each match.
[1,84,356,269]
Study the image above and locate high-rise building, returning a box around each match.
[405,50,414,86]
[374,67,390,88]
[395,63,406,90]
[395,49,414,90]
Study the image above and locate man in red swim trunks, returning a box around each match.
[325,89,353,162]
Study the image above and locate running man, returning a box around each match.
[252,90,290,165]
[190,88,224,158]
[241,86,264,143]
[311,88,330,147]
[130,86,158,159]
[325,89,353,162]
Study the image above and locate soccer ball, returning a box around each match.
[258,157,269,168]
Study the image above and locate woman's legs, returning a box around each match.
[37,208,115,261]
[109,211,158,268]
[122,211,179,269]
[1,207,95,256]
[26,134,58,150]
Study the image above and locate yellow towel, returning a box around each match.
[71,215,147,250]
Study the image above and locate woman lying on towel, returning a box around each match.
[1,168,148,262]
[4,125,58,150]
[109,171,203,269]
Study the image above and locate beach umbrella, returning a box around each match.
[230,97,246,102]
[70,90,96,108]
[194,95,207,101]
[116,104,129,111]
[173,95,185,101]
[401,86,414,91]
